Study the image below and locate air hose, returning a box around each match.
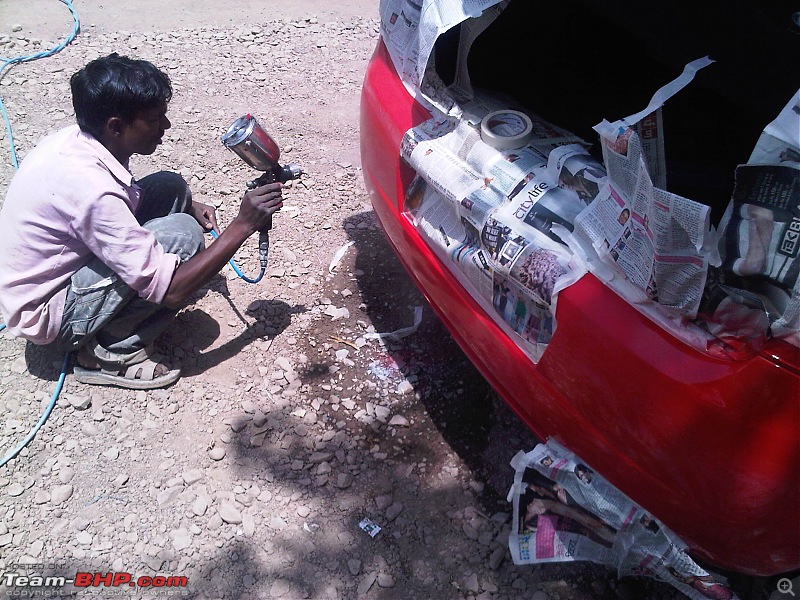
[0,0,80,467]
[209,229,267,284]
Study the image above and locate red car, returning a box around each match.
[360,0,799,576]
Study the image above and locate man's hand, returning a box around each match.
[189,200,219,233]
[239,182,283,232]
[162,183,283,308]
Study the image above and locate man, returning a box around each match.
[0,53,283,389]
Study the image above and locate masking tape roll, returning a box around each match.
[480,110,533,150]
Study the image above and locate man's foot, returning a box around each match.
[74,349,180,390]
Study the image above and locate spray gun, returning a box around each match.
[221,114,304,272]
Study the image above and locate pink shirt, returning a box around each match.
[0,125,180,344]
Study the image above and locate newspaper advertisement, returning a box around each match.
[378,0,506,109]
[700,89,800,348]
[509,440,739,600]
[402,97,596,361]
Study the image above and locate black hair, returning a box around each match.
[70,53,172,138]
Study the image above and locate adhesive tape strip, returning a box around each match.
[480,109,533,150]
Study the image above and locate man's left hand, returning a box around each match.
[189,200,219,233]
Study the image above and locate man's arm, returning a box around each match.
[162,182,282,307]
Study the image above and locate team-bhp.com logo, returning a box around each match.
[2,571,189,596]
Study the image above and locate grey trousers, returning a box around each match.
[52,172,205,366]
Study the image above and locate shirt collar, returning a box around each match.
[73,125,136,187]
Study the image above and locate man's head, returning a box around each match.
[70,53,172,159]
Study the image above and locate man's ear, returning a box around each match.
[104,116,125,137]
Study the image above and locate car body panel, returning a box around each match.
[361,37,800,574]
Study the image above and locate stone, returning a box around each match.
[50,484,73,505]
[347,559,361,576]
[218,501,242,524]
[357,572,377,596]
[208,447,226,461]
[170,528,192,551]
[7,483,24,497]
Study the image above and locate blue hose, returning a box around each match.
[0,342,70,469]
[0,1,80,465]
[209,229,266,284]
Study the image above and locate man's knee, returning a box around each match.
[145,213,205,262]
[136,171,193,221]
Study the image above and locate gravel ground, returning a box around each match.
[0,5,771,600]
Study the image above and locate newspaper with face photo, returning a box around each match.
[509,440,739,600]
[700,89,800,349]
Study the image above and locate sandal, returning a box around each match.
[74,352,181,390]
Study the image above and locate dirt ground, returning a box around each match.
[0,1,776,599]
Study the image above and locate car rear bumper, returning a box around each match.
[360,38,800,575]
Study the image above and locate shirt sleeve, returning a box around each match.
[70,189,180,304]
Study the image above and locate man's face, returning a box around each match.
[120,103,171,156]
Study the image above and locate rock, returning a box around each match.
[377,573,395,588]
[75,531,93,545]
[208,447,226,461]
[66,394,91,410]
[7,483,24,497]
[218,501,242,524]
[385,502,403,521]
[33,491,50,504]
[269,579,292,598]
[192,496,208,517]
[374,495,393,510]
[396,381,414,395]
[182,469,204,485]
[157,486,182,506]
[50,485,73,505]
[335,473,353,489]
[58,468,75,484]
[169,528,192,551]
[488,546,505,570]
[347,559,361,576]
[461,573,480,593]
[357,572,377,596]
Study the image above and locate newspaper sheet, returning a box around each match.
[700,89,800,348]
[509,440,739,600]
[582,59,716,319]
[572,131,712,316]
[402,97,596,361]
[378,0,506,110]
[409,176,584,362]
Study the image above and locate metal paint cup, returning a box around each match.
[221,114,281,172]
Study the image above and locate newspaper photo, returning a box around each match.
[509,440,739,600]
[408,176,583,362]
[699,89,800,349]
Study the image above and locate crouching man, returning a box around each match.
[0,53,282,390]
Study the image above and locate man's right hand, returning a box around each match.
[162,181,284,308]
[240,182,283,232]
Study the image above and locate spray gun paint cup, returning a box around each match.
[221,114,303,187]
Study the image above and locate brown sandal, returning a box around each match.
[74,350,180,390]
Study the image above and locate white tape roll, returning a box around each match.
[480,110,533,150]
